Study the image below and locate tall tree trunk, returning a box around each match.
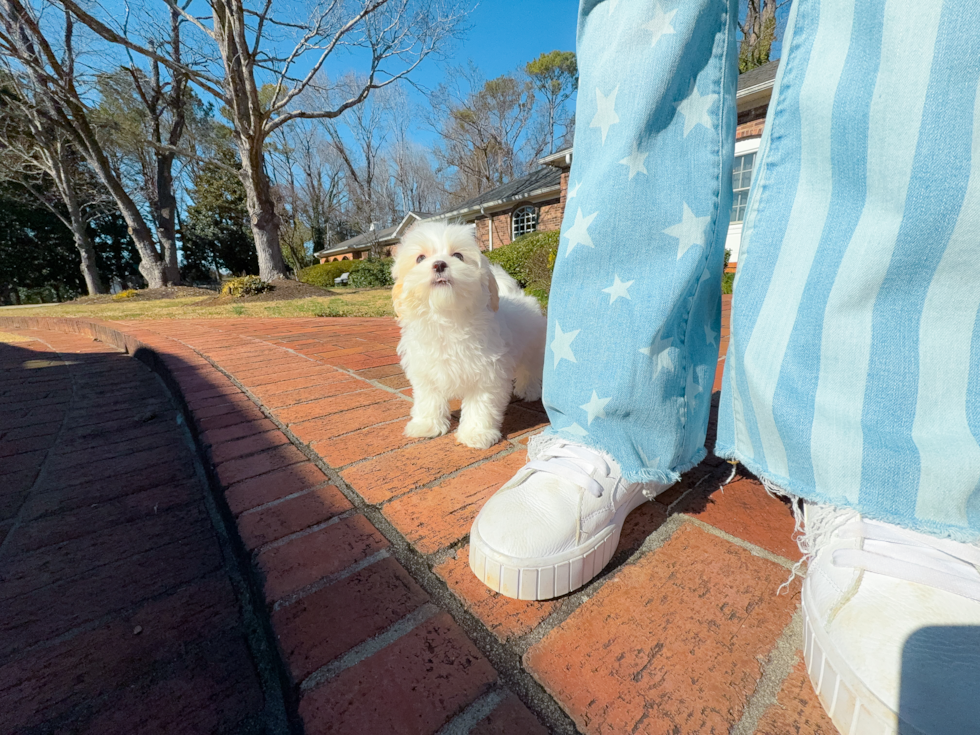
[102,171,168,287]
[153,151,181,285]
[64,188,105,295]
[238,141,287,281]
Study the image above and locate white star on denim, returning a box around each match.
[705,321,718,347]
[642,4,677,47]
[608,0,620,15]
[686,366,702,405]
[664,203,710,260]
[640,333,675,375]
[675,83,717,137]
[565,422,589,436]
[567,181,581,199]
[580,390,612,425]
[618,141,649,180]
[590,86,620,144]
[551,322,579,368]
[563,208,598,256]
[602,275,634,303]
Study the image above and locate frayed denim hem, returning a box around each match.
[545,426,705,487]
[715,443,980,544]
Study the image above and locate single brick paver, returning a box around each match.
[0,311,835,735]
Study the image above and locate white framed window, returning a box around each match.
[512,205,538,240]
[725,136,762,264]
[731,151,756,223]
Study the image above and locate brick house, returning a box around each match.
[322,60,777,267]
[314,212,429,263]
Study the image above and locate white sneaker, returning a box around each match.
[800,503,980,735]
[469,435,670,601]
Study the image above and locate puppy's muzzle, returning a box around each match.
[432,260,450,285]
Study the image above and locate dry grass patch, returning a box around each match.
[3,289,394,321]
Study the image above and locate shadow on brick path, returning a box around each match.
[0,333,287,735]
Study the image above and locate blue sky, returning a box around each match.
[414,0,578,91]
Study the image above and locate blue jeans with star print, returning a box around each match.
[545,0,980,541]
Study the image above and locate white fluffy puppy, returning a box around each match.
[392,222,546,450]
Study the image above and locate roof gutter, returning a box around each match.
[433,183,562,222]
[735,78,776,100]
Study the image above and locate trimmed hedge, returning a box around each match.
[487,230,559,307]
[299,260,357,288]
[348,258,394,288]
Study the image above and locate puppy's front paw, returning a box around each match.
[515,382,541,402]
[455,425,501,450]
[405,417,450,439]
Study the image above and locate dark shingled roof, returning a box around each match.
[437,165,563,218]
[319,223,400,255]
[737,59,779,92]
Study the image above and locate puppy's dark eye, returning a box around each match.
[452,253,464,261]
[416,254,426,264]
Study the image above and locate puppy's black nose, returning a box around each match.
[432,260,448,274]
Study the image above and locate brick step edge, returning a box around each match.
[0,315,297,734]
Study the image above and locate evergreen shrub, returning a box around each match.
[299,260,356,288]
[347,258,394,288]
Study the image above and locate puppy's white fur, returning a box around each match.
[392,222,546,449]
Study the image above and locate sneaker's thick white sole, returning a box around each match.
[469,488,650,601]
[802,582,900,735]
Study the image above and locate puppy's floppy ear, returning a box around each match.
[482,256,499,312]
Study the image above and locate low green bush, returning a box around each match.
[487,230,559,308]
[722,271,735,294]
[221,275,271,297]
[347,257,394,288]
[299,260,356,288]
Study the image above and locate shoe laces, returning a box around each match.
[526,442,610,499]
[833,518,980,602]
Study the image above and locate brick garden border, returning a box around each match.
[0,316,300,733]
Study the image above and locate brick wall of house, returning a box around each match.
[471,196,563,252]
[537,198,563,232]
[736,104,768,139]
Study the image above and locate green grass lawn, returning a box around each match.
[1,289,395,321]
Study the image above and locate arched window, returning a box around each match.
[512,205,538,240]
[342,256,350,260]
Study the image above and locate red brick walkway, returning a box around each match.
[0,303,839,735]
[0,329,279,734]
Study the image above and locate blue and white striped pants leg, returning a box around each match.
[543,0,738,486]
[717,0,980,542]
[547,0,980,541]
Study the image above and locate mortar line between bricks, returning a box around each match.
[189,324,410,402]
[308,414,415,446]
[299,603,440,691]
[731,608,805,735]
[681,514,800,571]
[436,686,509,735]
[339,439,520,491]
[272,548,392,610]
[255,508,357,553]
[154,327,583,735]
[235,480,338,516]
[513,514,688,656]
[373,444,523,506]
